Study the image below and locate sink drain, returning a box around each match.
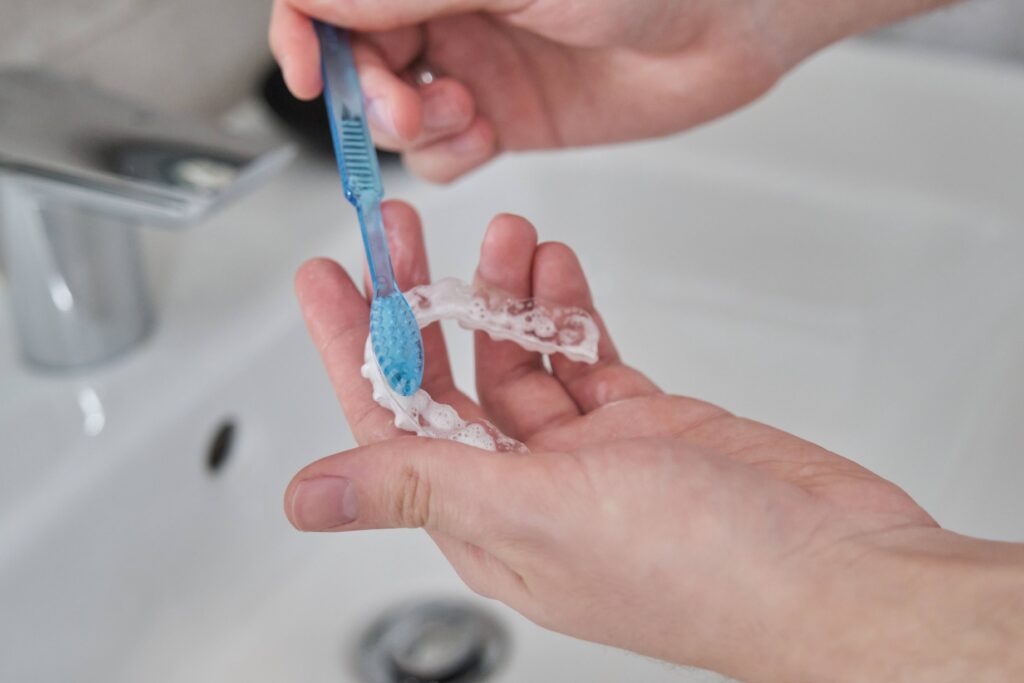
[355,599,509,683]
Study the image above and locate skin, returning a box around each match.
[286,202,1024,682]
[269,0,956,181]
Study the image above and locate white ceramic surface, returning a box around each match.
[2,42,1023,682]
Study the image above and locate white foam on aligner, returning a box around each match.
[361,277,600,452]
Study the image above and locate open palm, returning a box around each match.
[288,200,937,679]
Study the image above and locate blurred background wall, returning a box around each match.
[0,0,273,116]
[872,0,1024,63]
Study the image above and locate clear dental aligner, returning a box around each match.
[361,277,600,452]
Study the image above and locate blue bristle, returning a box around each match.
[370,292,424,396]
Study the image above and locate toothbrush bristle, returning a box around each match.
[370,292,424,396]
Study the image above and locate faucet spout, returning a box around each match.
[0,69,293,370]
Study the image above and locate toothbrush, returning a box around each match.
[315,21,424,396]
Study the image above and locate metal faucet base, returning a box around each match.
[1,176,154,370]
[0,69,293,372]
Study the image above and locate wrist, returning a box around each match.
[786,527,1024,683]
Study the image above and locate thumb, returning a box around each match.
[284,436,535,543]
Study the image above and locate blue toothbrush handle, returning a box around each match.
[314,21,383,199]
[358,201,399,297]
[313,23,365,129]
[315,21,397,296]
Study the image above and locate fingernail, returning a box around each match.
[422,88,464,132]
[291,477,359,530]
[367,99,400,139]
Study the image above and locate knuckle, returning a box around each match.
[393,464,433,528]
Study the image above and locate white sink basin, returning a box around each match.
[2,42,1024,682]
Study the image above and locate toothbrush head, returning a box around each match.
[370,291,424,396]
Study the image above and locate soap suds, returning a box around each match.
[361,277,599,452]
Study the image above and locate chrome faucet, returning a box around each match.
[0,69,293,370]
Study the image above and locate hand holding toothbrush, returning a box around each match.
[270,0,956,183]
[285,200,1024,683]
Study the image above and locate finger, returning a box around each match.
[270,0,322,99]
[367,78,478,153]
[411,79,477,149]
[362,26,425,71]
[474,215,580,441]
[284,437,545,544]
[403,116,499,183]
[284,0,504,33]
[295,259,404,444]
[362,202,484,420]
[351,37,422,143]
[532,242,661,412]
[362,202,432,294]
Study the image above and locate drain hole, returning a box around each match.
[356,599,509,683]
[205,419,236,474]
[388,616,485,682]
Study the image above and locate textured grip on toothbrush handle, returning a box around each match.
[314,20,384,203]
